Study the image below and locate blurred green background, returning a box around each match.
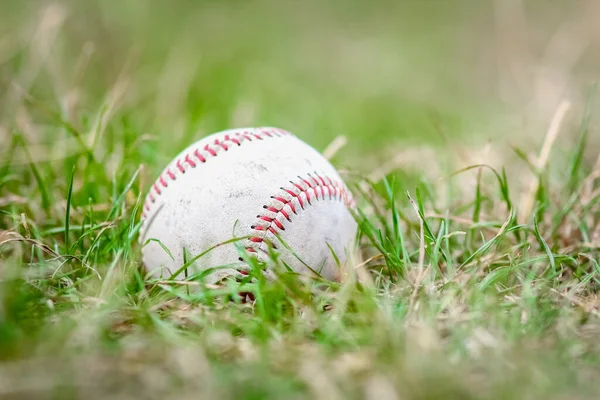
[3,0,598,179]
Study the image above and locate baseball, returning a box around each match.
[139,127,358,284]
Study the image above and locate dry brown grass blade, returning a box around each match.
[353,254,383,271]
[156,280,220,290]
[0,230,102,280]
[406,193,429,323]
[551,288,600,318]
[518,99,571,223]
[323,136,347,160]
[350,252,378,289]
[425,213,497,230]
[0,229,61,258]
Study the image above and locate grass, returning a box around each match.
[2,1,600,399]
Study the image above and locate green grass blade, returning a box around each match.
[65,164,76,252]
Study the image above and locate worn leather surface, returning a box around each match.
[139,127,357,284]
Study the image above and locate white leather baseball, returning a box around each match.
[139,127,358,284]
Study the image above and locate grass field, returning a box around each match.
[2,1,600,399]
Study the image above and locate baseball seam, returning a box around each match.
[139,127,356,271]
[141,127,292,222]
[244,172,355,258]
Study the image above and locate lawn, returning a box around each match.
[1,1,600,399]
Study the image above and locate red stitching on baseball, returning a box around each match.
[272,196,288,205]
[305,188,312,204]
[287,201,297,214]
[194,149,206,163]
[310,175,324,199]
[246,174,354,255]
[184,154,197,168]
[297,194,305,209]
[204,144,217,157]
[176,159,185,173]
[291,181,304,192]
[279,208,291,221]
[214,139,228,151]
[282,188,296,198]
[138,127,356,275]
[141,128,293,216]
